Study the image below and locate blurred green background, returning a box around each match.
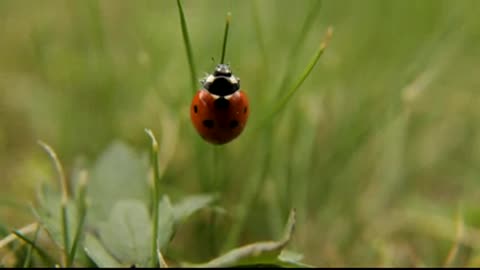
[1,0,480,267]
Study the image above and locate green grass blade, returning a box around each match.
[176,0,198,93]
[60,203,70,266]
[38,141,71,267]
[255,27,333,132]
[220,12,231,64]
[37,141,69,201]
[145,129,161,267]
[12,230,56,266]
[272,0,323,98]
[69,171,89,265]
[22,224,41,268]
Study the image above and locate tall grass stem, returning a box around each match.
[220,12,231,64]
[176,0,198,93]
[23,223,41,268]
[38,141,71,267]
[12,229,56,266]
[69,170,89,266]
[146,129,161,267]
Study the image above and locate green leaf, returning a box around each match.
[172,194,217,224]
[276,250,314,268]
[176,0,198,94]
[97,200,152,267]
[185,209,298,268]
[157,195,175,252]
[88,141,150,222]
[83,233,122,268]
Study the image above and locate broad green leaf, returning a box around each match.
[172,194,217,224]
[83,233,122,268]
[88,141,150,222]
[97,200,151,267]
[157,196,175,252]
[185,209,297,268]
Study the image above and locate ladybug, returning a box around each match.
[190,64,249,145]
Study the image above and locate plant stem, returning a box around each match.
[176,0,198,93]
[146,129,161,267]
[38,141,71,267]
[13,229,56,266]
[61,203,70,267]
[69,170,89,266]
[23,223,41,268]
[0,223,38,249]
[220,12,232,64]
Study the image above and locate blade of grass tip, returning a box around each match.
[38,141,70,267]
[254,26,333,133]
[176,0,198,94]
[145,128,161,267]
[69,170,89,266]
[23,222,41,268]
[37,141,69,201]
[272,0,323,98]
[0,223,38,249]
[220,12,231,64]
[12,229,56,266]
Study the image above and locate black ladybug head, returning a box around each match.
[213,64,232,77]
[202,64,240,96]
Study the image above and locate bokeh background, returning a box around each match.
[1,0,480,267]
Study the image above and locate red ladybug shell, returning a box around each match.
[190,89,249,145]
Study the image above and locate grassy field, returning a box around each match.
[1,0,480,267]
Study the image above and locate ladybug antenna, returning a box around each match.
[220,12,231,64]
[210,57,217,69]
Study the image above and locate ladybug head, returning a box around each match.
[213,64,232,76]
[202,64,240,97]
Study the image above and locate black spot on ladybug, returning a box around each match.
[244,107,248,113]
[214,98,229,110]
[229,120,239,129]
[203,120,214,129]
[194,105,198,113]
